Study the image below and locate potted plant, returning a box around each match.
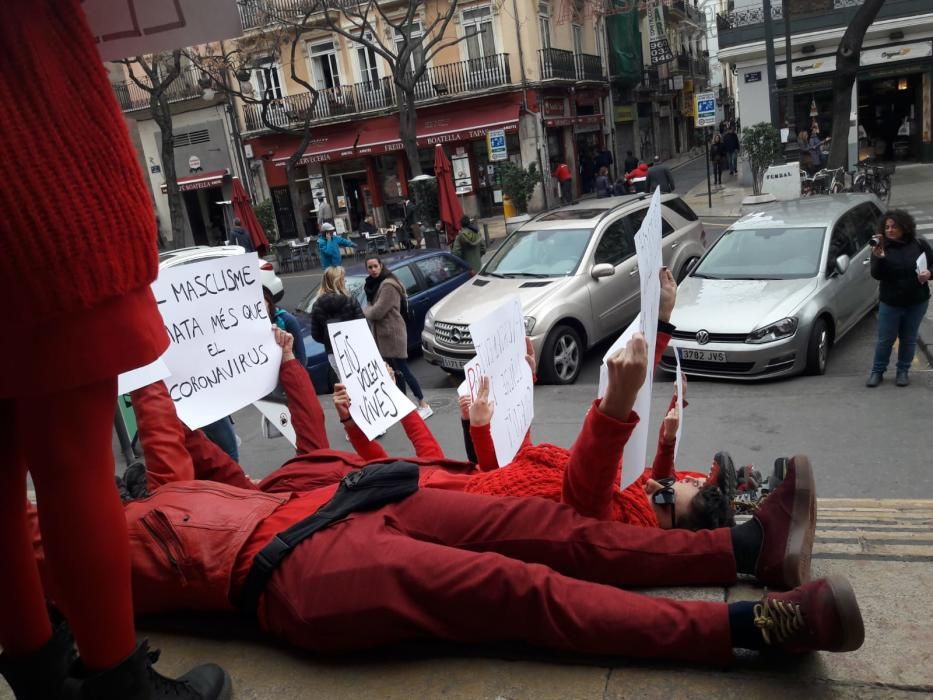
[741,122,784,196]
[497,161,542,215]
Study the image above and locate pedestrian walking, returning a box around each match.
[451,215,487,273]
[310,266,364,374]
[553,160,573,205]
[866,210,933,388]
[363,256,433,419]
[646,156,676,193]
[229,217,254,251]
[710,133,725,185]
[317,196,334,227]
[723,127,740,175]
[317,223,355,268]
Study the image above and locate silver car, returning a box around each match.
[660,194,884,380]
[421,194,707,383]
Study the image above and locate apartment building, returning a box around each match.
[717,0,933,162]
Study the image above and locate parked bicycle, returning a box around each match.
[800,166,846,197]
[852,158,893,205]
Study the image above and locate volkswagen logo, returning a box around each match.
[451,327,463,343]
[695,330,710,345]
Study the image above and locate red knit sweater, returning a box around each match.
[0,0,166,395]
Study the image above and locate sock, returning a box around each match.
[728,601,763,650]
[730,518,763,575]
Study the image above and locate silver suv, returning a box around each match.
[421,194,707,383]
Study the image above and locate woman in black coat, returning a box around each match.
[866,210,933,388]
[310,266,364,373]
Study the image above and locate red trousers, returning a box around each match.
[258,488,737,664]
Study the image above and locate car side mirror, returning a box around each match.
[834,254,851,276]
[591,263,615,280]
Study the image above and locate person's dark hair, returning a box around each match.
[365,255,400,285]
[877,209,916,242]
[234,217,242,226]
[677,486,734,530]
[460,214,471,227]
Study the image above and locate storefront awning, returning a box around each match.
[269,94,523,166]
[159,169,227,193]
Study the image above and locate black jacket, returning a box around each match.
[646,164,675,193]
[309,292,365,352]
[870,237,933,307]
[723,132,740,153]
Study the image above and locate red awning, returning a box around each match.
[159,169,227,193]
[271,94,523,166]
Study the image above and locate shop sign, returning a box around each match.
[188,155,201,171]
[487,129,508,162]
[744,71,762,83]
[647,1,674,65]
[862,42,933,66]
[451,153,472,194]
[776,56,836,80]
[544,114,604,128]
[544,98,565,117]
[614,104,635,122]
[673,75,684,91]
[574,123,601,134]
[150,164,161,174]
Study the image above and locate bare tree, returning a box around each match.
[187,8,321,238]
[826,0,885,169]
[118,51,190,248]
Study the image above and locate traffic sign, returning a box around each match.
[695,92,717,127]
[487,129,508,161]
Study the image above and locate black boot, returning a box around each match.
[865,372,883,388]
[63,641,231,699]
[0,609,76,699]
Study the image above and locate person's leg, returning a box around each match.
[201,415,239,462]
[895,300,929,373]
[388,357,408,395]
[396,359,425,403]
[871,302,901,375]
[20,378,137,671]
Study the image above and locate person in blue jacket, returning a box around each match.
[317,222,354,268]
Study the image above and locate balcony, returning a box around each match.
[716,0,925,49]
[672,53,710,77]
[238,0,365,32]
[241,54,512,133]
[670,0,705,25]
[112,66,207,112]
[539,48,606,82]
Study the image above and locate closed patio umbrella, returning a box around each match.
[231,178,269,256]
[434,144,463,245]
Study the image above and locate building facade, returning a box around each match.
[717,0,933,162]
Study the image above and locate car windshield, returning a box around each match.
[483,228,591,277]
[693,227,826,280]
[297,274,367,313]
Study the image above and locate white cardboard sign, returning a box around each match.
[83,0,243,62]
[118,356,170,396]
[328,319,415,440]
[674,347,684,462]
[254,400,297,448]
[140,253,282,429]
[465,297,534,466]
[598,188,664,488]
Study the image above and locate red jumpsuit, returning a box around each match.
[26,361,743,664]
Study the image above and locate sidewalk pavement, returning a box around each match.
[5,499,929,699]
[684,178,753,218]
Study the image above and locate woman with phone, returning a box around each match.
[866,210,933,387]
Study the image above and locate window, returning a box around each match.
[309,40,341,91]
[827,214,859,271]
[416,256,467,288]
[572,24,583,56]
[538,2,550,50]
[357,46,379,86]
[664,197,699,222]
[393,265,421,296]
[625,207,674,238]
[695,227,826,280]
[463,7,497,62]
[594,220,635,267]
[251,61,284,100]
[851,202,881,249]
[395,23,426,74]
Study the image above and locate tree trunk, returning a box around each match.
[826,0,886,168]
[284,125,317,239]
[152,92,190,248]
[399,90,422,178]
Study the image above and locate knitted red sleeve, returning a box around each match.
[344,421,389,461]
[401,412,445,460]
[563,400,638,520]
[469,423,500,471]
[281,360,330,453]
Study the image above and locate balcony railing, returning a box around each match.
[540,48,576,80]
[575,53,605,81]
[242,54,512,133]
[717,0,868,29]
[671,0,704,24]
[111,65,207,112]
[238,0,364,31]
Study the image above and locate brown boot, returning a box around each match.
[754,576,865,653]
[752,454,816,589]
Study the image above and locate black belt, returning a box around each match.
[237,460,420,616]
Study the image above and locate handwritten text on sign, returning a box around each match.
[466,297,534,466]
[147,254,281,429]
[328,319,415,440]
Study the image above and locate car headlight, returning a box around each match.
[746,317,798,344]
[523,316,536,334]
[424,308,435,332]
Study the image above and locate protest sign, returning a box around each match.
[254,400,297,448]
[145,253,281,429]
[674,347,684,462]
[465,296,534,466]
[82,0,243,62]
[328,319,415,440]
[598,188,664,488]
[118,356,170,396]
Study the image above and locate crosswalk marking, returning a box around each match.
[813,499,933,562]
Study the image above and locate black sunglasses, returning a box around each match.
[651,477,677,527]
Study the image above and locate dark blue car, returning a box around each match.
[294,249,474,393]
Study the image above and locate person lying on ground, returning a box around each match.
[26,329,865,664]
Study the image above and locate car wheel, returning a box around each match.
[678,257,699,283]
[540,324,583,385]
[804,318,830,376]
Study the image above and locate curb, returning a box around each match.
[670,152,705,171]
[918,313,933,366]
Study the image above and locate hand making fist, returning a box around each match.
[599,332,648,420]
[273,327,295,363]
[333,383,351,421]
[661,406,679,446]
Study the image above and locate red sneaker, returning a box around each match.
[754,576,864,653]
[753,454,816,589]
